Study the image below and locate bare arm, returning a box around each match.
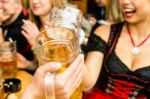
[82,25,111,91]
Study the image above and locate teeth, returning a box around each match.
[122,8,134,12]
[124,9,134,12]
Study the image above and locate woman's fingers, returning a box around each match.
[22,20,40,48]
[23,62,62,99]
[21,30,29,39]
[55,54,84,90]
[66,62,83,96]
[21,30,35,47]
[55,54,84,98]
[22,20,39,36]
[56,56,83,95]
[35,62,62,78]
[64,54,84,81]
[55,63,83,97]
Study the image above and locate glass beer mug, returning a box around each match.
[34,7,82,99]
[0,69,4,99]
[0,79,4,99]
[0,41,17,79]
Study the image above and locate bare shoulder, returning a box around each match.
[94,25,111,43]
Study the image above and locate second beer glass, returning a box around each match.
[0,41,17,79]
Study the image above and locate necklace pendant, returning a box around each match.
[131,47,140,55]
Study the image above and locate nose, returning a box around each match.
[122,0,131,4]
[120,0,131,7]
[32,0,39,3]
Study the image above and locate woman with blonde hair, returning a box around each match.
[22,0,66,48]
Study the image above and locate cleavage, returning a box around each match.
[114,51,150,72]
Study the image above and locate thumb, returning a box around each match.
[38,62,62,76]
[45,62,62,73]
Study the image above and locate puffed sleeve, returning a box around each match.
[86,33,107,54]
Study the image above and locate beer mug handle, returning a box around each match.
[44,72,55,99]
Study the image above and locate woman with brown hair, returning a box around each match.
[82,0,150,98]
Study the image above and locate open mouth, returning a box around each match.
[124,9,136,18]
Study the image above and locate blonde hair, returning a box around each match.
[52,0,65,8]
[22,0,29,9]
[29,0,66,29]
[106,0,124,23]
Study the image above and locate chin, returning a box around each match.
[33,12,42,16]
[3,16,10,21]
[2,14,11,20]
[125,18,138,24]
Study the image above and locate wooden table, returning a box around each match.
[4,70,33,99]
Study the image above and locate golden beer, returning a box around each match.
[0,83,4,99]
[35,27,82,99]
[36,28,79,65]
[34,7,82,99]
[0,69,4,99]
[0,58,17,79]
[0,41,17,79]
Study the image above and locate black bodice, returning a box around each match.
[86,23,150,98]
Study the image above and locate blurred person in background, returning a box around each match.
[91,0,124,34]
[1,0,37,72]
[105,0,124,23]
[94,0,106,22]
[91,0,109,34]
[21,0,65,49]
[22,0,87,52]
[0,1,10,44]
[85,12,97,27]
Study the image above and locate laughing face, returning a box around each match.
[120,0,150,24]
